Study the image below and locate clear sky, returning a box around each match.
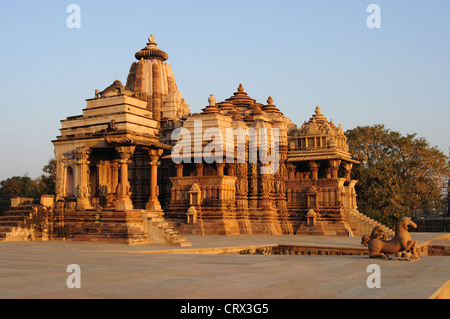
[0,0,449,180]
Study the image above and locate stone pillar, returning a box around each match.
[259,163,272,209]
[115,146,135,211]
[96,160,109,192]
[195,163,203,177]
[146,149,163,211]
[287,164,296,181]
[309,161,319,181]
[176,163,183,177]
[226,162,236,176]
[348,180,358,209]
[249,163,258,209]
[328,159,341,180]
[96,160,109,208]
[216,163,225,176]
[75,147,92,211]
[111,160,120,194]
[55,156,66,201]
[325,167,331,180]
[342,162,353,181]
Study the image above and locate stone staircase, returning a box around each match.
[61,210,150,245]
[320,220,354,237]
[1,200,191,246]
[0,204,46,241]
[143,211,192,247]
[345,209,395,237]
[61,210,191,246]
[296,218,354,237]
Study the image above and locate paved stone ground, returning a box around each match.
[0,233,448,299]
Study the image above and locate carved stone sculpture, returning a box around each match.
[361,225,387,246]
[367,217,420,260]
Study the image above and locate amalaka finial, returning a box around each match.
[315,105,322,114]
[238,83,244,93]
[135,33,168,61]
[263,95,281,114]
[208,94,216,106]
[202,94,220,114]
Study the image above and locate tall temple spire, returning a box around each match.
[125,34,190,121]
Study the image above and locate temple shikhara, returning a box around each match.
[0,35,394,245]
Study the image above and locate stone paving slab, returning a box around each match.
[0,233,448,299]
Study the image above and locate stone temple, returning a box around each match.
[0,35,395,245]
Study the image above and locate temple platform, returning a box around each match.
[0,233,448,299]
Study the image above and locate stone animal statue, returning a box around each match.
[361,225,387,246]
[367,217,420,260]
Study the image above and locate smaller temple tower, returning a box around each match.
[286,106,359,235]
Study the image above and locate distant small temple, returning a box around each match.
[0,35,394,244]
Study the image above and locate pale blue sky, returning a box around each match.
[0,0,449,180]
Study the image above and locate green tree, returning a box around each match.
[36,158,56,195]
[345,125,450,228]
[0,176,39,212]
[0,158,56,213]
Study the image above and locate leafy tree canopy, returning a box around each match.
[0,158,56,213]
[346,125,450,228]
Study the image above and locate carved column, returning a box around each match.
[111,160,120,194]
[96,160,109,191]
[329,159,341,180]
[276,163,288,215]
[96,160,109,208]
[309,161,319,181]
[176,163,183,177]
[236,162,250,234]
[287,163,296,181]
[235,162,248,205]
[146,149,163,211]
[259,162,272,209]
[75,147,92,211]
[195,163,203,177]
[325,167,331,180]
[115,146,135,211]
[248,163,258,209]
[226,162,236,177]
[342,162,353,181]
[216,163,225,176]
[55,156,67,201]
